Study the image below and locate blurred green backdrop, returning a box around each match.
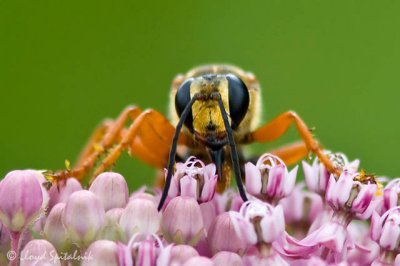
[1,0,400,189]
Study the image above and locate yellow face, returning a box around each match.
[190,75,230,139]
[169,64,262,145]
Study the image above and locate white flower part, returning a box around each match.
[228,211,257,245]
[255,153,285,171]
[239,200,285,244]
[385,178,400,191]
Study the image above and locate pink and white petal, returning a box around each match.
[335,172,353,208]
[370,212,383,241]
[180,176,198,199]
[267,165,285,198]
[204,164,216,181]
[352,184,377,214]
[200,176,217,203]
[156,244,173,266]
[318,163,330,192]
[379,219,400,250]
[347,159,360,172]
[307,192,324,222]
[168,172,180,198]
[383,189,397,211]
[303,161,318,192]
[325,176,338,208]
[283,166,298,196]
[245,163,262,195]
[273,205,285,234]
[356,198,381,220]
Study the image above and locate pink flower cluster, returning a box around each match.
[0,152,399,265]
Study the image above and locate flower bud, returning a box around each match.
[62,190,105,247]
[98,208,125,241]
[82,240,118,266]
[245,154,297,203]
[161,196,204,246]
[208,212,256,255]
[89,172,129,211]
[168,157,217,203]
[48,177,82,209]
[213,251,243,266]
[172,245,199,264]
[0,170,45,232]
[183,256,214,266]
[43,203,71,252]
[20,239,60,266]
[120,198,160,242]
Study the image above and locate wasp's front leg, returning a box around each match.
[52,106,142,182]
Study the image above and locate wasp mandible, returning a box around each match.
[52,65,340,210]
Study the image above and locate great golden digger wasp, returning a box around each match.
[51,65,340,210]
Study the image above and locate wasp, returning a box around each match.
[53,64,339,210]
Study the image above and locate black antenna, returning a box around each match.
[157,94,199,211]
[216,94,248,202]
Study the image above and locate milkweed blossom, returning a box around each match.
[1,153,398,265]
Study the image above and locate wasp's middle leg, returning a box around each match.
[249,111,340,175]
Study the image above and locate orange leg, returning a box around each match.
[269,141,309,166]
[90,109,190,184]
[75,119,114,167]
[250,111,340,175]
[53,106,142,181]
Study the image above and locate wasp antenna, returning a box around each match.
[216,95,249,203]
[158,94,199,211]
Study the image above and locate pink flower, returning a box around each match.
[20,239,61,266]
[168,157,218,203]
[62,190,106,247]
[157,244,199,266]
[303,152,359,194]
[119,198,160,241]
[82,240,119,266]
[370,208,400,265]
[212,251,243,266]
[326,170,378,217]
[0,170,46,232]
[98,208,125,241]
[127,234,163,266]
[379,178,400,215]
[240,200,285,244]
[280,183,323,232]
[207,212,256,255]
[245,153,297,203]
[161,196,204,246]
[43,203,71,252]
[89,172,129,211]
[346,221,380,265]
[371,208,400,251]
[48,177,82,209]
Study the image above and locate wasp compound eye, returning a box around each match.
[175,78,194,132]
[226,74,250,129]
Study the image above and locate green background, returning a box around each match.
[1,0,400,189]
